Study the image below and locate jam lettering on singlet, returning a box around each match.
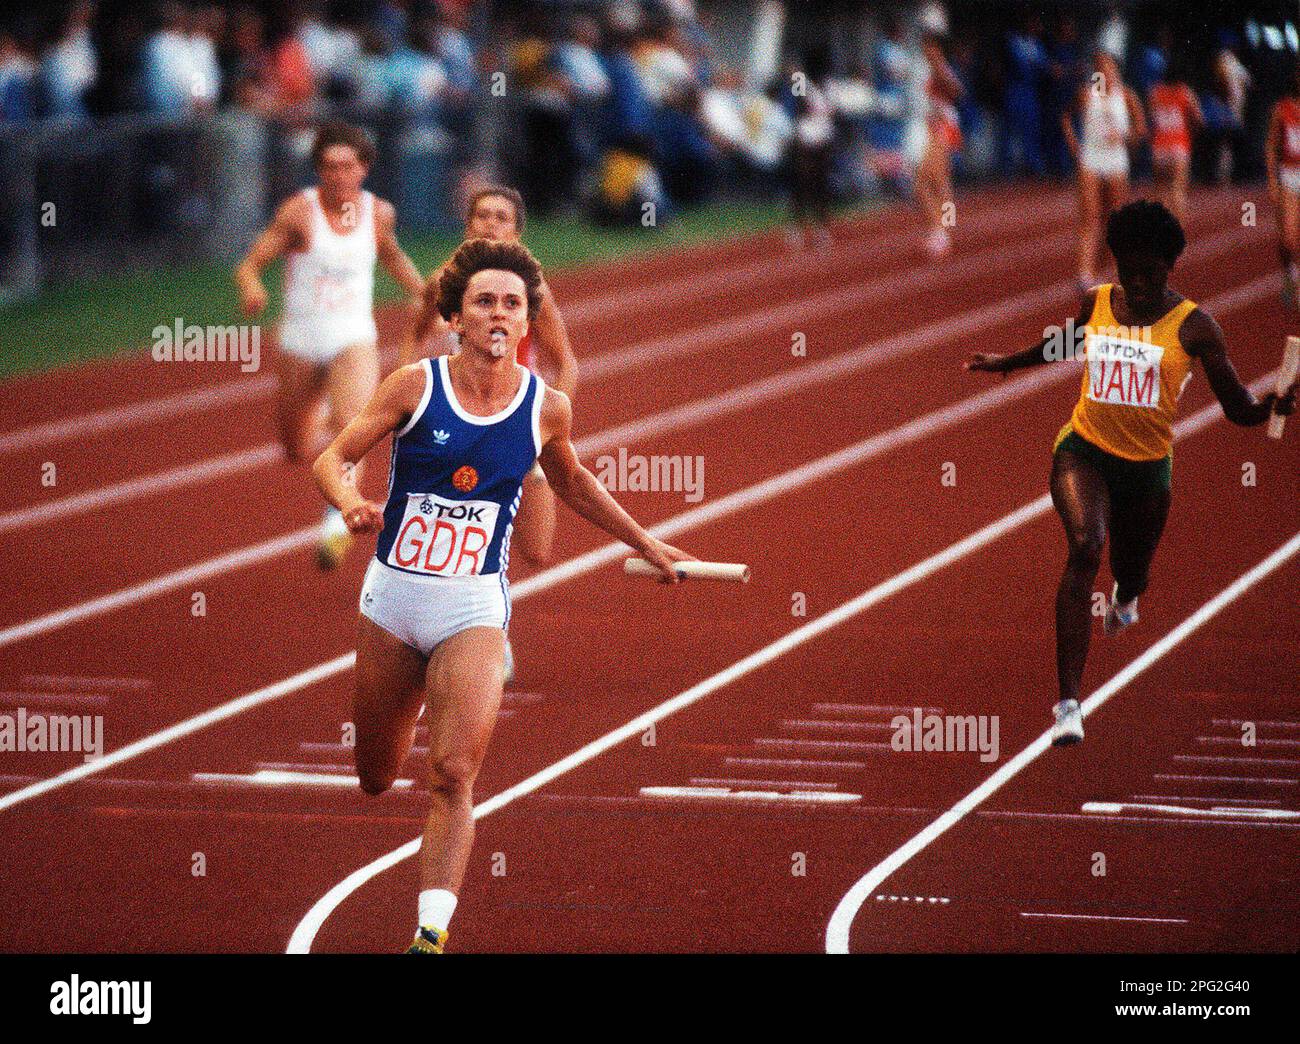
[1086,333,1163,409]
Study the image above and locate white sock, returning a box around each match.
[418,889,458,933]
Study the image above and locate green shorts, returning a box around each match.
[1053,429,1172,501]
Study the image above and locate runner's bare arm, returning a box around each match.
[532,280,579,399]
[1061,89,1082,159]
[313,364,427,530]
[375,198,427,301]
[1182,308,1298,426]
[1124,86,1147,143]
[1186,89,1204,132]
[1266,105,1282,198]
[400,264,454,367]
[536,388,692,581]
[234,196,304,317]
[966,289,1097,375]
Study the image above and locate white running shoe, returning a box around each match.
[1051,699,1084,746]
[924,228,952,258]
[1103,582,1139,636]
[316,505,353,570]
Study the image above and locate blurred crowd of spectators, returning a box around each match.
[2,0,1296,228]
[0,0,476,128]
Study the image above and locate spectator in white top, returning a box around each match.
[40,0,97,119]
[140,1,220,114]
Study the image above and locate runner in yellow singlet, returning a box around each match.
[966,201,1298,746]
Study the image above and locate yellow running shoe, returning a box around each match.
[405,926,448,954]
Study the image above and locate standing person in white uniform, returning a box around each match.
[235,121,426,568]
[1062,51,1146,290]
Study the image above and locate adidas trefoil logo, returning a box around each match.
[432,429,450,445]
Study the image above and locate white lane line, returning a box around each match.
[1153,773,1296,785]
[723,757,868,769]
[1173,754,1300,766]
[782,720,895,731]
[639,786,861,804]
[23,675,152,690]
[0,375,278,456]
[2,255,1268,654]
[1196,736,1300,748]
[689,777,840,790]
[1130,794,1283,806]
[0,444,283,535]
[1,355,1067,802]
[581,222,1082,380]
[2,355,1278,822]
[193,769,418,790]
[1212,719,1300,729]
[4,219,1255,535]
[0,246,1077,536]
[1083,801,1300,820]
[0,191,1063,456]
[825,527,1300,953]
[0,654,354,812]
[563,191,1072,327]
[753,737,890,752]
[0,525,318,651]
[300,742,429,756]
[256,762,356,774]
[292,466,1292,955]
[979,809,1300,829]
[0,691,111,706]
[1019,912,1188,925]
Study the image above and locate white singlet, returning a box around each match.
[1079,84,1130,178]
[279,187,379,362]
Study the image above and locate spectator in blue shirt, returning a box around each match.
[1002,9,1048,177]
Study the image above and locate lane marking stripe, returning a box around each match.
[288,379,1283,954]
[1083,801,1300,820]
[825,527,1300,952]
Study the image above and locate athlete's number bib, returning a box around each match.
[313,269,358,313]
[389,493,499,577]
[1086,333,1163,409]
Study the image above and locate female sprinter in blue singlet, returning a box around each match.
[313,238,693,953]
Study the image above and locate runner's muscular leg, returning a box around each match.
[1094,174,1127,276]
[1050,450,1111,704]
[1108,488,1171,606]
[1076,170,1101,279]
[418,626,506,893]
[274,349,329,463]
[353,614,429,796]
[324,340,380,487]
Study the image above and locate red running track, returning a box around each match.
[0,183,1295,953]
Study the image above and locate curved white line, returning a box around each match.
[826,529,1300,953]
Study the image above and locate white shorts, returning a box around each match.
[278,317,378,365]
[1079,145,1129,179]
[1280,166,1300,195]
[359,558,509,657]
[901,117,929,169]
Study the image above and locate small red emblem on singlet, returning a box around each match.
[452,465,479,492]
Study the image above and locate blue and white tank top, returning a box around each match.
[376,356,544,577]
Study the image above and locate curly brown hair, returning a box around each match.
[436,238,544,321]
[467,185,526,233]
[311,120,377,168]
